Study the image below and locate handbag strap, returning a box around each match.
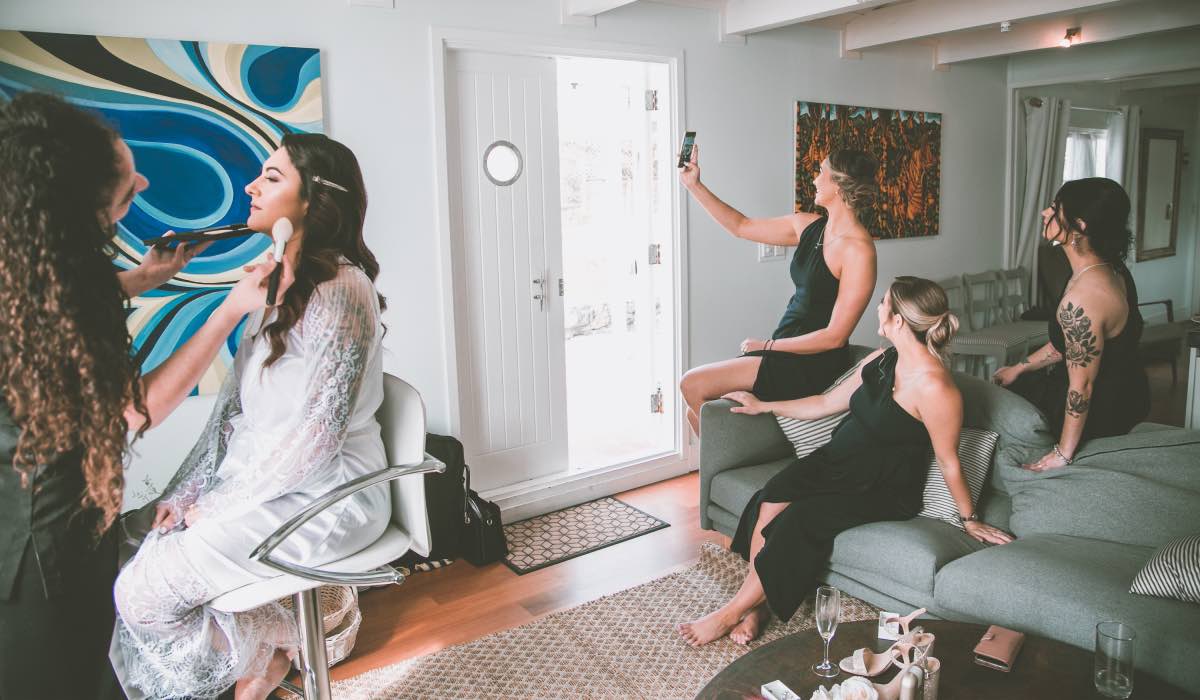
[462,463,472,525]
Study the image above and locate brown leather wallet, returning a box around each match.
[973,625,1025,672]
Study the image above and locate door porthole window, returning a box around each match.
[483,140,523,186]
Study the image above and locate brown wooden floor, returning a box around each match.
[330,344,1191,683]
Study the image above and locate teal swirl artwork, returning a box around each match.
[0,31,324,394]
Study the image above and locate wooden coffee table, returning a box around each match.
[695,620,1196,699]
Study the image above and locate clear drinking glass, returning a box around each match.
[812,585,841,678]
[1094,621,1135,699]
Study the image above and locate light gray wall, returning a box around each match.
[2,0,1009,442]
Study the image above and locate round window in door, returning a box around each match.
[483,140,523,186]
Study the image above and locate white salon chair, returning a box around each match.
[209,374,443,699]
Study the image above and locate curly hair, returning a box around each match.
[828,149,879,223]
[260,133,385,368]
[1051,177,1133,264]
[0,92,147,536]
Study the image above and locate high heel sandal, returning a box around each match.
[872,660,917,700]
[837,608,927,677]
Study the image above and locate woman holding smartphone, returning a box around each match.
[0,92,289,699]
[678,143,879,436]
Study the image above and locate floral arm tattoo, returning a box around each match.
[1066,389,1091,418]
[1059,303,1100,368]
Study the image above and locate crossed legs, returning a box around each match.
[679,355,762,436]
[677,500,789,646]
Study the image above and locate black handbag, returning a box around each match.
[461,464,508,566]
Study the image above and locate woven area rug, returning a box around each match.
[330,541,879,699]
[503,496,669,574]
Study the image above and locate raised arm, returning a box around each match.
[185,267,379,523]
[918,376,1012,544]
[770,237,876,354]
[680,142,819,246]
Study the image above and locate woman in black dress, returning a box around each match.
[992,178,1149,470]
[678,145,879,436]
[678,277,1012,647]
[0,93,288,699]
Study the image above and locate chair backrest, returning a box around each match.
[963,271,1003,331]
[996,267,1030,321]
[936,275,969,326]
[378,374,434,556]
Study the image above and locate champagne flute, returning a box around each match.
[813,585,841,678]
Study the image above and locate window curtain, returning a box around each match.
[1011,96,1071,302]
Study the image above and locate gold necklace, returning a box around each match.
[1065,261,1111,290]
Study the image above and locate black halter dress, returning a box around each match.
[731,348,932,622]
[742,217,852,401]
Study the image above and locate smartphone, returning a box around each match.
[677,131,696,169]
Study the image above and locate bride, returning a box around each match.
[114,133,390,700]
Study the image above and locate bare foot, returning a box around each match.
[234,648,292,700]
[677,607,740,647]
[729,604,770,645]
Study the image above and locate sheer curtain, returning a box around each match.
[1011,96,1071,301]
[1064,129,1104,182]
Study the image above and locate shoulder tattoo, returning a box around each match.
[1058,302,1100,368]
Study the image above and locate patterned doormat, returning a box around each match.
[502,496,669,574]
[326,541,879,699]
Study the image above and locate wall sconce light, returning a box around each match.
[1000,21,1012,33]
[1059,26,1081,48]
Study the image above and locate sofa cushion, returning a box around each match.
[1130,534,1200,604]
[951,372,1051,496]
[830,518,987,598]
[775,360,862,459]
[934,534,1200,690]
[919,428,998,529]
[709,458,793,517]
[1001,429,1200,548]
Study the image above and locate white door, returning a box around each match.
[446,50,568,492]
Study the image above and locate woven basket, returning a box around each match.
[278,585,356,634]
[325,606,362,666]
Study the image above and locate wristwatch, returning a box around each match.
[958,512,979,523]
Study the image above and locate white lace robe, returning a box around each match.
[114,265,389,699]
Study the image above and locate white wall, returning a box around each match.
[3,0,1009,441]
[1008,29,1200,88]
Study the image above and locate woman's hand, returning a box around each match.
[679,142,700,190]
[1021,449,1070,472]
[991,364,1023,387]
[964,520,1014,545]
[151,502,179,533]
[217,256,295,319]
[120,233,213,297]
[740,338,767,354]
[722,390,769,415]
[183,505,202,529]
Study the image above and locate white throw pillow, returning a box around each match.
[775,361,862,460]
[1130,534,1200,604]
[919,428,999,529]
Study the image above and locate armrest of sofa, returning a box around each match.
[698,399,792,530]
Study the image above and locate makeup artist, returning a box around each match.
[0,92,291,699]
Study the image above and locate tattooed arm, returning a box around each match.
[1024,297,1107,471]
[992,341,1063,386]
[1057,300,1104,458]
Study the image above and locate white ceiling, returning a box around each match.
[562,0,1200,68]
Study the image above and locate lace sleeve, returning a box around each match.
[189,268,379,522]
[157,323,251,519]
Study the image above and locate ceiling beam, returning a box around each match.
[722,0,902,36]
[564,0,643,16]
[934,0,1200,65]
[844,0,1124,52]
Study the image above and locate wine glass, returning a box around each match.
[813,585,841,678]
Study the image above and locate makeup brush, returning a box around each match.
[143,223,253,247]
[266,217,294,306]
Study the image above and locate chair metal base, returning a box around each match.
[290,587,332,700]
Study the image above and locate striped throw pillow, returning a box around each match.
[775,361,862,460]
[918,428,999,530]
[1130,535,1200,604]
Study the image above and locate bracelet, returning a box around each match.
[1052,443,1073,464]
[957,512,979,523]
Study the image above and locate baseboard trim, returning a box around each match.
[481,454,696,523]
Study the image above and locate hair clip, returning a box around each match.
[312,175,348,193]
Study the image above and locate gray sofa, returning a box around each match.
[698,346,1200,691]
